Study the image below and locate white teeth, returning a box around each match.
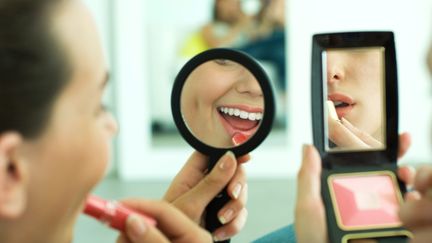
[334,101,344,106]
[248,113,256,121]
[218,106,263,121]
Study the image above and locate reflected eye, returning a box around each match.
[214,59,234,66]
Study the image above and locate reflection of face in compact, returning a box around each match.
[181,59,264,148]
[325,48,385,150]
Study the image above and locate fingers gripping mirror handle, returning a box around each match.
[205,154,231,243]
[206,189,231,243]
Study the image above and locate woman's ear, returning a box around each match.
[0,132,28,219]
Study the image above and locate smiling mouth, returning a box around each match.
[217,106,263,144]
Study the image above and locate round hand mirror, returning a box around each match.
[171,48,275,242]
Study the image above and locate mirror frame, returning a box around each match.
[171,48,275,157]
[311,32,398,168]
[322,47,386,152]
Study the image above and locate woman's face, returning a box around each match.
[18,0,117,237]
[326,48,385,141]
[181,60,264,148]
[216,0,243,23]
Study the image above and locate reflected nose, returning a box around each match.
[327,65,345,85]
[235,72,263,98]
[327,53,345,85]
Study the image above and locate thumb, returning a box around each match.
[295,144,328,243]
[297,145,322,201]
[183,151,237,210]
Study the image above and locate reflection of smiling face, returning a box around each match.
[181,60,264,148]
[326,48,384,142]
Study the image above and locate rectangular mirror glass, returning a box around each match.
[323,47,386,152]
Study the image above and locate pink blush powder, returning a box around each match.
[330,174,401,229]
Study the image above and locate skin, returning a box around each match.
[181,60,263,148]
[327,48,385,150]
[163,151,250,242]
[0,1,248,242]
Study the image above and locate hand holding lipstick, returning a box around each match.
[84,195,156,231]
[327,101,383,149]
[116,199,212,243]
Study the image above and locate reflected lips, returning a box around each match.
[218,104,263,145]
[328,93,355,119]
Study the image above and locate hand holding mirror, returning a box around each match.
[171,48,275,242]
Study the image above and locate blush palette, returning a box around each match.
[329,172,402,230]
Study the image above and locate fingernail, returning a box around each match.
[127,215,147,239]
[219,208,234,224]
[232,183,242,199]
[213,231,227,242]
[220,151,235,170]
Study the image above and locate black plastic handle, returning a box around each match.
[205,154,231,243]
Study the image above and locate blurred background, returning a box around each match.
[75,0,432,242]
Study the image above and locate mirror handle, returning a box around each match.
[205,154,231,243]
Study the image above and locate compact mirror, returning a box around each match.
[312,32,409,243]
[323,47,386,152]
[172,48,275,241]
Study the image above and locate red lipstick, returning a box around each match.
[83,195,156,231]
[232,132,248,146]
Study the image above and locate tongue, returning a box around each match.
[222,113,258,130]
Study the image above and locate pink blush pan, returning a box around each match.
[330,174,402,229]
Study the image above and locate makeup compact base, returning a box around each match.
[329,171,402,230]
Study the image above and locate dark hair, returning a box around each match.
[0,0,70,138]
[212,0,220,21]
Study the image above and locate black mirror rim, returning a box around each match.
[171,48,275,156]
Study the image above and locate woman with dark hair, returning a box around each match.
[0,0,248,242]
[201,0,253,49]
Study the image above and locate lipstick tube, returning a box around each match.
[83,195,156,231]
